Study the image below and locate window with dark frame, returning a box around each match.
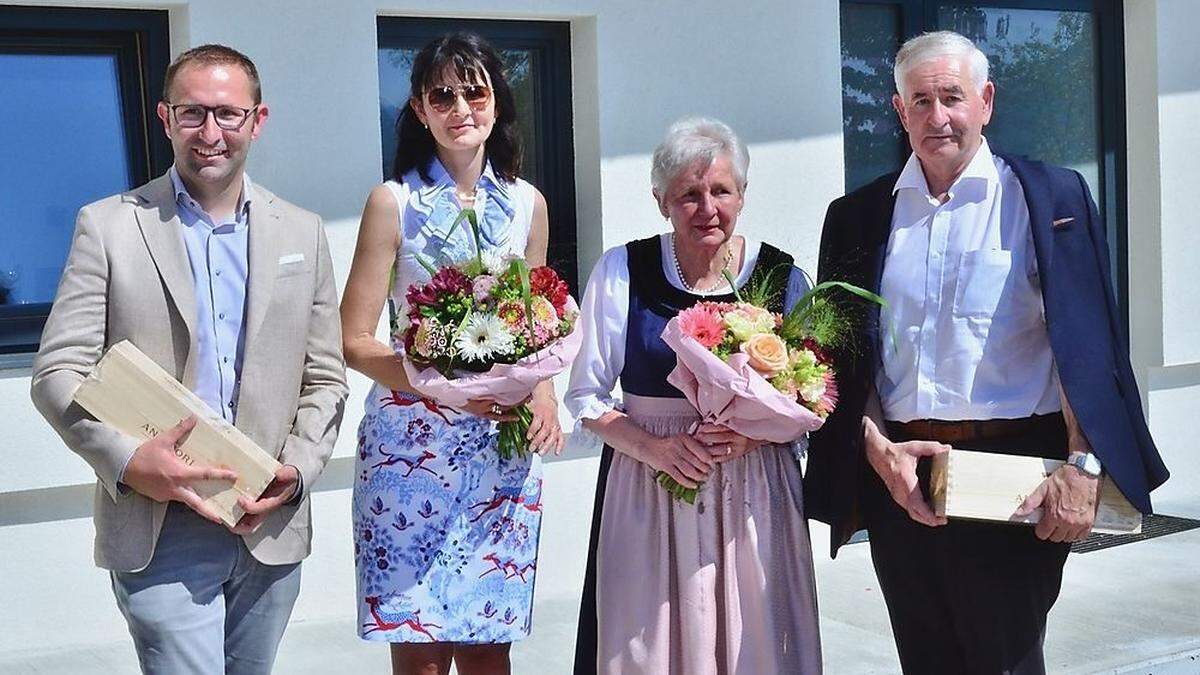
[0,6,171,355]
[838,0,1128,334]
[376,17,578,293]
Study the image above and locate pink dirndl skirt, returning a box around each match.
[594,394,822,674]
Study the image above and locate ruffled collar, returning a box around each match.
[400,157,517,258]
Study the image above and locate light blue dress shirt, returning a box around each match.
[169,166,251,423]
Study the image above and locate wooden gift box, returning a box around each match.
[930,448,1143,535]
[73,340,281,527]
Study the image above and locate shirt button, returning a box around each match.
[228,402,235,409]
[215,270,222,277]
[223,356,230,364]
[219,312,226,320]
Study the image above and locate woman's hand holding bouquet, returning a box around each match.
[657,270,884,502]
[399,208,581,459]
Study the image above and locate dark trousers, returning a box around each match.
[866,416,1071,675]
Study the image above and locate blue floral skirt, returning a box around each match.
[352,386,543,643]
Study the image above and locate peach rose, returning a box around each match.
[740,333,789,377]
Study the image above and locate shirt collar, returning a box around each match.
[169,165,253,225]
[423,156,455,188]
[423,155,506,193]
[478,159,505,193]
[893,136,998,200]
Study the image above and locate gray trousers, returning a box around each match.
[111,502,302,675]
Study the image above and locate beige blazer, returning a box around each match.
[31,173,348,572]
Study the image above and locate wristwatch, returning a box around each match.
[1067,452,1103,477]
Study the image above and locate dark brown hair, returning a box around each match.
[163,44,262,104]
[393,32,522,184]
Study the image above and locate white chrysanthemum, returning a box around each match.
[455,313,516,362]
[480,250,513,277]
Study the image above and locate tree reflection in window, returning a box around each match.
[940,6,1101,198]
[840,2,906,192]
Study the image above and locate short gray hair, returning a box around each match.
[651,116,749,197]
[893,31,989,99]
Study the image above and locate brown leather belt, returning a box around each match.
[886,413,1064,444]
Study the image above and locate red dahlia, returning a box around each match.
[529,266,570,317]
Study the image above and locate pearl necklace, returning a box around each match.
[670,233,734,294]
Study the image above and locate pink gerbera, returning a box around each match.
[811,370,840,418]
[678,304,726,349]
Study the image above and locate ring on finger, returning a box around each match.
[489,403,503,416]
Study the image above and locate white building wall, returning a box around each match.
[1153,0,1200,367]
[1125,0,1200,517]
[0,0,843,663]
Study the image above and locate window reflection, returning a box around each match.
[840,2,905,192]
[0,52,132,307]
[938,6,1102,199]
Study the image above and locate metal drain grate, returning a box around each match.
[1072,514,1200,554]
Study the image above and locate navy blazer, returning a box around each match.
[804,153,1169,557]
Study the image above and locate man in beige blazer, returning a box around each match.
[30,44,347,674]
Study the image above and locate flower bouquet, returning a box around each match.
[399,208,581,459]
[657,270,883,502]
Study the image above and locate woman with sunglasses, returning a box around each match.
[341,32,561,675]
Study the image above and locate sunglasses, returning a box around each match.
[424,84,492,113]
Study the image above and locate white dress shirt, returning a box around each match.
[565,234,814,428]
[877,138,1061,422]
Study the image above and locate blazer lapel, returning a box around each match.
[134,175,198,344]
[863,178,898,340]
[243,188,284,349]
[1002,153,1055,278]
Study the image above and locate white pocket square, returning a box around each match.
[278,253,305,265]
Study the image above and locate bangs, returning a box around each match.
[419,51,489,92]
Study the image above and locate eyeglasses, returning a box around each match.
[165,103,259,130]
[424,84,492,113]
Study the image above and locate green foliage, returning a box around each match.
[656,473,698,505]
[414,253,439,278]
[784,295,852,348]
[511,258,538,348]
[739,264,790,310]
[781,280,887,352]
[452,207,485,275]
[418,291,471,325]
[497,405,534,460]
[712,334,736,360]
[490,270,523,302]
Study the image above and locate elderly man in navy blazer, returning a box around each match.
[805,30,1168,675]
